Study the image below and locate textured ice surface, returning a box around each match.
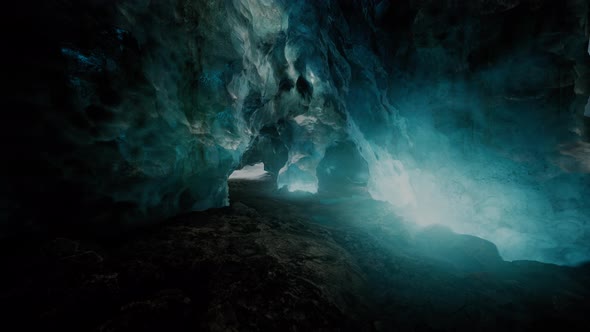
[8,0,590,265]
[221,0,590,265]
[68,0,590,264]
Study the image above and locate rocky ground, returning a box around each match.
[1,177,589,331]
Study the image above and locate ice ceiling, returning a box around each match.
[5,0,590,265]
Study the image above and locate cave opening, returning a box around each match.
[229,162,269,181]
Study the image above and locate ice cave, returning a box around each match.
[2,0,590,330]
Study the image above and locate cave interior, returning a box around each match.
[2,0,590,331]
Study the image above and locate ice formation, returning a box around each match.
[5,0,590,265]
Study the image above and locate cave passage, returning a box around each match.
[4,0,590,264]
[3,1,590,330]
[229,163,269,181]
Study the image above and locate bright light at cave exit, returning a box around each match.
[229,163,269,180]
[284,182,318,194]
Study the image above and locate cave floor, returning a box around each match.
[1,177,589,331]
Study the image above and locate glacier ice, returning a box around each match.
[6,0,590,265]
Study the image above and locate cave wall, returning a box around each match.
[2,0,354,232]
[3,0,590,264]
[370,0,590,264]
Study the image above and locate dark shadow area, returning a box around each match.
[1,177,589,331]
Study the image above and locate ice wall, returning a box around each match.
[355,0,590,265]
[5,0,590,265]
[239,0,590,265]
[4,0,350,229]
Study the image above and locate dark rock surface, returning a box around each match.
[1,178,589,331]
